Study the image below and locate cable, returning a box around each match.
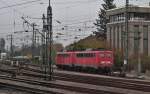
[0,0,41,10]
[40,0,99,11]
[0,0,42,21]
[0,0,40,23]
[53,20,95,27]
[0,23,22,26]
[39,0,98,5]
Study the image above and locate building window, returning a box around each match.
[110,27,112,48]
[109,16,112,23]
[129,13,134,20]
[143,25,148,55]
[121,25,124,50]
[121,13,125,21]
[113,27,116,48]
[134,25,140,54]
[117,26,120,49]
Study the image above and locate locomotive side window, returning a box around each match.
[58,54,69,57]
[85,53,95,57]
[100,54,105,58]
[76,53,95,58]
[76,53,84,57]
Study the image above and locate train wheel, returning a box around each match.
[89,68,96,73]
[86,67,90,73]
[75,66,81,72]
[71,65,75,71]
[82,67,87,72]
[60,65,63,69]
[56,65,61,69]
[104,67,110,75]
[109,68,113,76]
[97,68,101,74]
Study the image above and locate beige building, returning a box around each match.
[106,6,150,56]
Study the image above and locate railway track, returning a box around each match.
[0,76,62,94]
[0,63,122,94]
[0,66,150,93]
[16,65,150,92]
[1,62,150,93]
[0,75,123,94]
[18,68,150,93]
[55,72,150,92]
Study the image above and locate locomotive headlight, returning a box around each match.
[101,61,105,64]
[107,61,111,64]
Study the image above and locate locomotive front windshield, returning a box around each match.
[99,53,112,58]
[99,53,105,58]
[106,53,112,58]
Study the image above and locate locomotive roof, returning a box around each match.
[57,50,113,54]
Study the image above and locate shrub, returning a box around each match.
[113,50,123,71]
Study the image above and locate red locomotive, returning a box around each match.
[56,50,114,73]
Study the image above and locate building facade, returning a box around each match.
[106,6,150,56]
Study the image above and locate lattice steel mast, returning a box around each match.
[47,0,53,80]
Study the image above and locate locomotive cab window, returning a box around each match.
[106,53,112,58]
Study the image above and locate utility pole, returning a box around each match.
[42,14,47,79]
[7,34,13,59]
[136,31,141,77]
[47,0,53,80]
[123,0,129,75]
[21,17,37,60]
[32,23,36,60]
[10,34,13,58]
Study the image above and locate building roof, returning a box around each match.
[107,5,150,16]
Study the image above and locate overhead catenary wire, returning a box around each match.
[2,0,145,48]
[42,0,99,10]
[0,0,43,18]
[0,0,42,34]
[0,0,41,10]
[52,0,99,4]
[0,0,97,27]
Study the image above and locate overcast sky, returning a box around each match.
[0,0,149,47]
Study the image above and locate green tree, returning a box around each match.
[94,0,116,39]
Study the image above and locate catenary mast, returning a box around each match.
[47,0,53,80]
